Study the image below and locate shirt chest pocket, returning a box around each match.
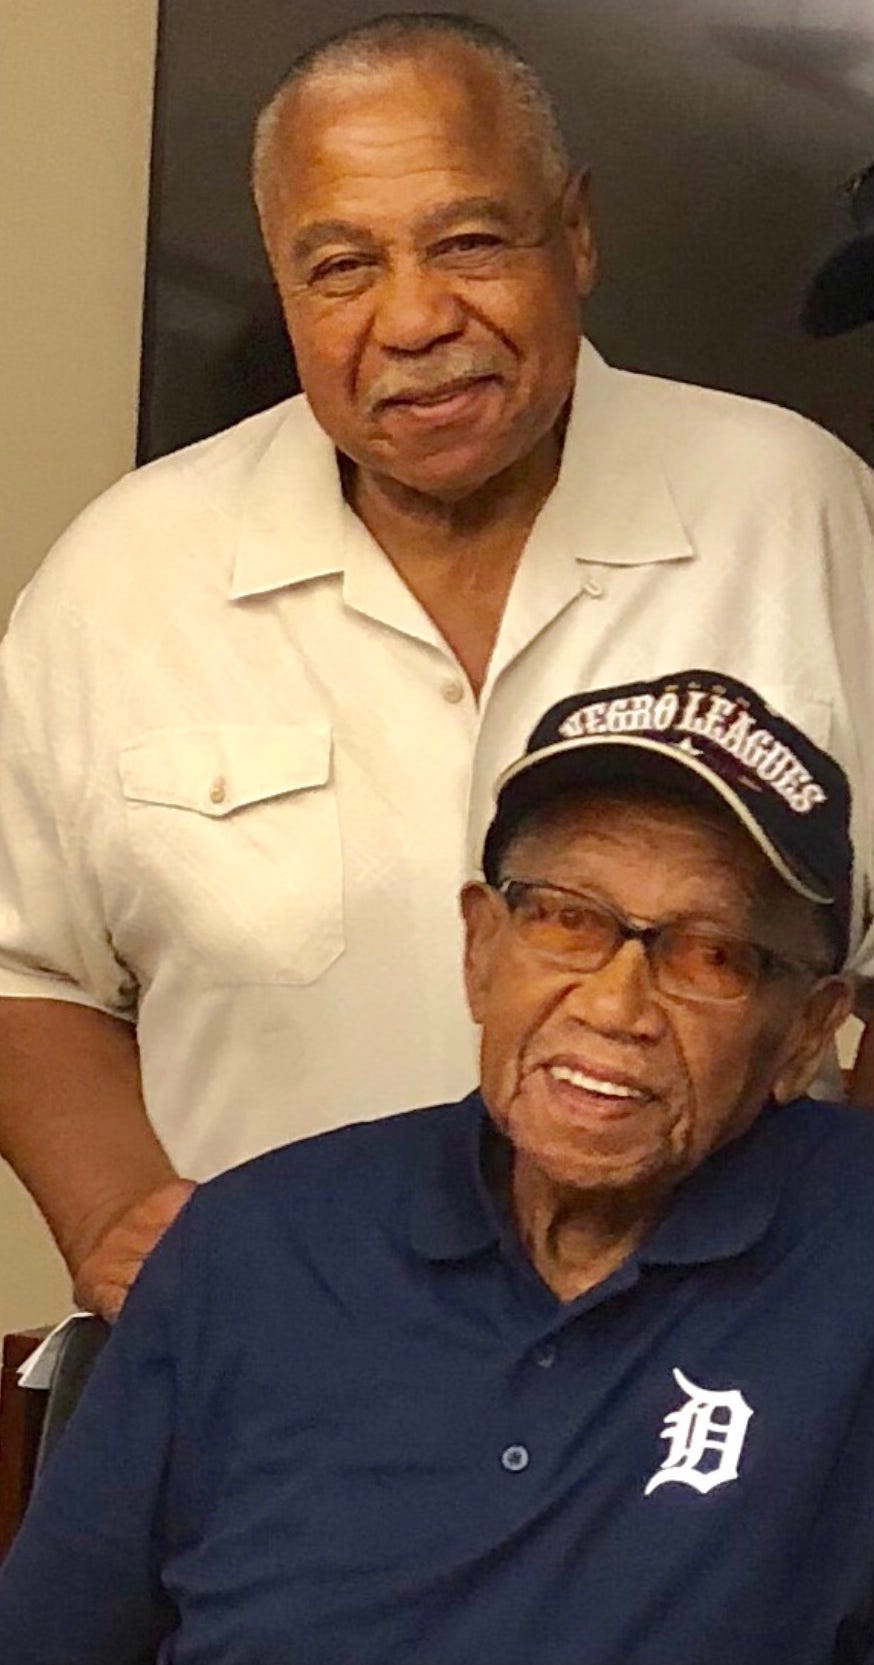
[118,723,343,986]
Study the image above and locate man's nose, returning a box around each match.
[372,258,465,353]
[561,940,665,1039]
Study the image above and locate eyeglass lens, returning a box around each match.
[503,883,760,1001]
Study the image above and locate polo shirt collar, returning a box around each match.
[229,395,347,598]
[229,340,693,603]
[409,1093,501,1262]
[640,1101,788,1266]
[409,1093,789,1268]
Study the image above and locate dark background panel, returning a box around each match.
[138,0,874,465]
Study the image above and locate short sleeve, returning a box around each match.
[0,574,136,1016]
[817,445,874,991]
[0,1206,186,1662]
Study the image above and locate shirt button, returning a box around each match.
[501,1443,530,1473]
[441,678,465,704]
[583,578,604,599]
[209,775,227,805]
[533,1343,557,1369]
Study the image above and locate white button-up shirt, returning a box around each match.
[2,341,873,1176]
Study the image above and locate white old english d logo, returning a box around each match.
[644,1367,754,1496]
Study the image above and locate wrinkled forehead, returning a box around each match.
[502,785,777,912]
[269,44,547,214]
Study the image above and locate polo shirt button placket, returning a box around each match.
[501,1443,530,1473]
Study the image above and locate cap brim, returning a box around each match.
[488,736,835,905]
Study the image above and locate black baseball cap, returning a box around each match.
[482,670,853,960]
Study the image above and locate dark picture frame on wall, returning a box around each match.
[138,0,874,468]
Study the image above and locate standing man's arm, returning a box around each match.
[0,998,194,1317]
[0,572,194,1319]
[847,1014,874,1107]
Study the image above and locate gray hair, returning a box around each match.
[252,11,571,225]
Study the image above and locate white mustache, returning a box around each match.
[366,345,508,410]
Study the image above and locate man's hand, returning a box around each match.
[0,999,196,1320]
[72,1177,197,1321]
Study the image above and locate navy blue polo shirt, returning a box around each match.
[1,1093,873,1665]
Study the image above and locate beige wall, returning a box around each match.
[0,1,158,1332]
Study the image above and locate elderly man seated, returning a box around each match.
[1,669,872,1665]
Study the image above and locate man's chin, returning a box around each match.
[506,1090,689,1198]
[337,409,545,504]
[365,443,517,504]
[534,1145,682,1198]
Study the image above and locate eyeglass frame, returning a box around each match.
[493,876,832,1005]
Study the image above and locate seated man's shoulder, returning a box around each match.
[160,1101,478,1307]
[789,1095,874,1151]
[114,1101,477,1334]
[196,1097,475,1228]
[779,1098,874,1230]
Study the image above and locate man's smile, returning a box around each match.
[374,376,503,430]
[547,1061,652,1103]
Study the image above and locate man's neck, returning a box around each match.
[343,425,565,697]
[510,1153,665,1303]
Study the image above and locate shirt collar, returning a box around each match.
[229,340,693,602]
[409,1093,789,1268]
[640,1101,788,1266]
[229,395,347,599]
[550,337,694,569]
[409,1092,502,1262]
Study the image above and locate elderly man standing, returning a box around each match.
[0,671,870,1665]
[1,13,874,1321]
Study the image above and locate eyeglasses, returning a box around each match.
[496,878,827,1005]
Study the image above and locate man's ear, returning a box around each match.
[772,977,854,1104]
[460,882,504,1026]
[560,168,597,300]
